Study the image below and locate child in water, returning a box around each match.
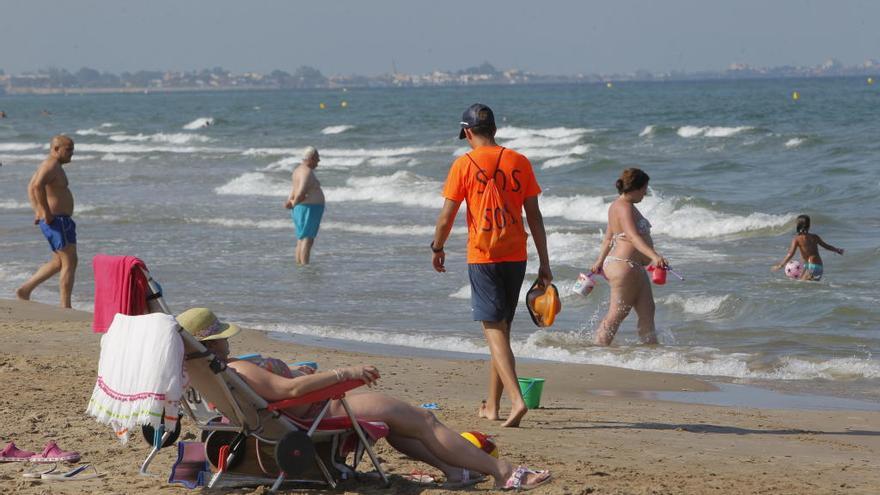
[772,215,844,281]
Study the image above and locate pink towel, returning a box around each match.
[92,254,149,333]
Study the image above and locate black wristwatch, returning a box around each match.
[430,241,444,253]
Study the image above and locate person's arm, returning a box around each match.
[29,164,55,224]
[431,198,461,273]
[816,236,844,255]
[229,360,380,402]
[772,237,798,270]
[590,227,613,274]
[523,196,552,286]
[617,203,667,268]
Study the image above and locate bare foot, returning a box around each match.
[501,404,528,428]
[15,287,30,301]
[478,400,500,421]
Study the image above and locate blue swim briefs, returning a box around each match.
[292,204,325,240]
[39,215,77,252]
[468,261,527,323]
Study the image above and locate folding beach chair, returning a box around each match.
[91,256,389,490]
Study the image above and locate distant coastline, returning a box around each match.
[0,58,877,96]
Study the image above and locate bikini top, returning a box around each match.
[612,217,652,241]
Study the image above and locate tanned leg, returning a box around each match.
[57,244,77,308]
[16,252,62,301]
[482,320,527,427]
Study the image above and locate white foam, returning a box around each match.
[0,200,30,210]
[321,125,354,135]
[100,122,116,128]
[189,216,460,237]
[214,172,289,197]
[251,322,880,381]
[785,137,805,148]
[188,217,291,230]
[450,285,471,299]
[75,128,117,136]
[661,294,731,316]
[0,264,31,282]
[0,143,42,152]
[368,156,418,167]
[100,153,140,163]
[639,125,656,137]
[539,191,791,239]
[0,154,49,163]
[495,126,594,140]
[183,117,214,130]
[324,171,445,208]
[109,133,212,144]
[542,156,581,169]
[677,126,753,138]
[75,143,236,154]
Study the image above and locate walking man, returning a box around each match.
[431,104,552,427]
[284,146,325,265]
[17,135,78,308]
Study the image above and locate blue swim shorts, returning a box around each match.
[292,204,325,240]
[39,215,77,252]
[803,262,823,280]
[468,261,527,323]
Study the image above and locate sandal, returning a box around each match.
[29,440,81,463]
[23,464,59,479]
[0,442,36,462]
[401,469,436,484]
[503,465,551,491]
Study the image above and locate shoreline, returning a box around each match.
[1,298,879,493]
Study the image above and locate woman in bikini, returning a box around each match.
[589,168,668,346]
[772,214,844,281]
[178,308,552,490]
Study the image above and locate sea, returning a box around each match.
[1,78,878,405]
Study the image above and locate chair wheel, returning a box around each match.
[275,431,316,475]
[141,415,182,448]
[205,431,246,470]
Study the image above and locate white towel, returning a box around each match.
[86,313,185,444]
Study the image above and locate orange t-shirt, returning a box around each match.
[442,145,541,264]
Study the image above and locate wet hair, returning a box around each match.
[615,168,650,194]
[796,214,811,234]
[468,124,497,139]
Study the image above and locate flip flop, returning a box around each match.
[23,464,58,479]
[41,464,102,481]
[0,442,36,462]
[502,465,551,491]
[29,440,80,463]
[442,469,487,489]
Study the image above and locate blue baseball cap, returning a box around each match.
[459,103,495,139]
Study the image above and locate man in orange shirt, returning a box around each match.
[431,104,552,427]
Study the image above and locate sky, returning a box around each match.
[0,0,877,76]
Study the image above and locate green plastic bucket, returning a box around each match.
[518,377,545,409]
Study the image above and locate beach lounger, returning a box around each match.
[91,256,389,490]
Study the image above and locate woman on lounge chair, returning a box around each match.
[177,308,552,491]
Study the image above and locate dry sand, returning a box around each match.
[0,298,877,494]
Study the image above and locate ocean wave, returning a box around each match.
[542,156,583,169]
[0,200,30,210]
[785,137,806,148]
[188,216,460,237]
[495,126,595,140]
[0,143,42,152]
[253,322,880,381]
[321,125,354,135]
[183,117,214,130]
[660,294,732,316]
[677,125,754,138]
[109,132,212,144]
[639,125,657,137]
[75,127,121,136]
[214,172,289,196]
[539,192,791,239]
[324,171,445,208]
[0,264,32,282]
[75,143,236,154]
[100,153,140,163]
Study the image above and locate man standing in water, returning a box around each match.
[17,135,78,308]
[431,104,552,427]
[284,146,325,265]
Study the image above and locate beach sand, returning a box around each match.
[0,298,877,494]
